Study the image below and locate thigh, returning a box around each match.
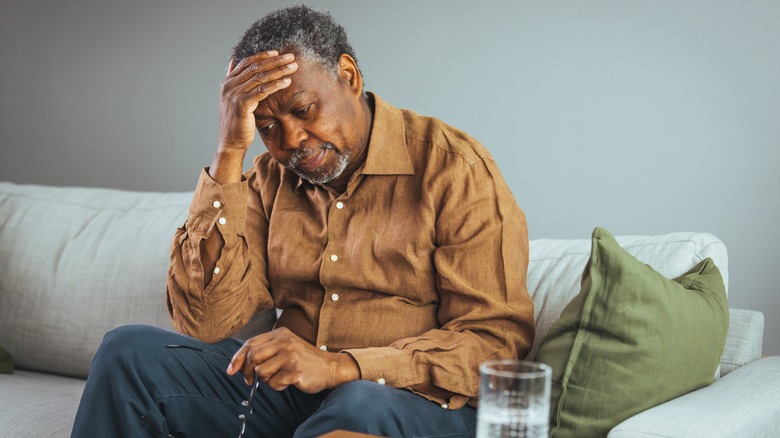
[295,380,477,438]
[88,325,326,438]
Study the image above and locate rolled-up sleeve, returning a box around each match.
[167,168,273,343]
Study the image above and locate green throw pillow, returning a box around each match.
[0,345,14,374]
[535,227,729,438]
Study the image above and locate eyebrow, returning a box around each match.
[255,90,308,119]
[284,90,307,109]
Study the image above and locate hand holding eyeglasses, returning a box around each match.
[227,327,360,394]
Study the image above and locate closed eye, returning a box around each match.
[258,121,276,135]
[293,105,312,117]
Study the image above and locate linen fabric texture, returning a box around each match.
[0,184,193,378]
[609,356,780,438]
[166,93,535,410]
[535,227,729,438]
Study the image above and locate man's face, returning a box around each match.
[253,56,366,185]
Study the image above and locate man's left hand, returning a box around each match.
[227,327,360,393]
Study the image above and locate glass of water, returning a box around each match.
[477,360,552,438]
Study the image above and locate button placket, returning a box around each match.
[318,196,350,358]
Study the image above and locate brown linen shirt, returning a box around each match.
[167,93,534,409]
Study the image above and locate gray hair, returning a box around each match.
[232,5,359,81]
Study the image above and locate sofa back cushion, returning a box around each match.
[0,182,194,378]
[526,231,729,360]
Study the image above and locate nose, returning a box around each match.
[281,121,309,151]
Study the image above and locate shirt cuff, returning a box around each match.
[186,168,248,238]
[342,347,419,388]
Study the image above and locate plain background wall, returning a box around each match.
[1,0,778,355]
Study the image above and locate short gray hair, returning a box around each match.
[232,5,359,81]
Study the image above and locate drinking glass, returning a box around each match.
[476,360,551,438]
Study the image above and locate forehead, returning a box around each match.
[254,58,336,116]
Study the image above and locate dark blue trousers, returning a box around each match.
[71,325,476,437]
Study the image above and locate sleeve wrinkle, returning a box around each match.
[167,168,272,343]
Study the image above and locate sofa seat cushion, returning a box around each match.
[609,357,780,438]
[535,228,729,438]
[0,370,86,437]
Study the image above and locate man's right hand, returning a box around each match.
[210,50,298,184]
[200,51,298,285]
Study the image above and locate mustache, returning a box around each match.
[285,143,337,169]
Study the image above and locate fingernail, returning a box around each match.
[282,77,291,84]
[283,53,294,60]
[287,62,298,70]
[226,364,233,374]
[268,50,278,56]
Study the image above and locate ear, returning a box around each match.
[337,54,363,97]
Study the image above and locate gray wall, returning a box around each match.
[2,1,778,355]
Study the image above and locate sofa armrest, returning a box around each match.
[608,356,780,438]
[720,308,764,375]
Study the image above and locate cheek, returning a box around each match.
[321,108,356,147]
[260,137,288,162]
[307,118,343,148]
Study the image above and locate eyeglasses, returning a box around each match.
[237,374,260,438]
[161,344,260,438]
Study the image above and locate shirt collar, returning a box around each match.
[358,92,415,176]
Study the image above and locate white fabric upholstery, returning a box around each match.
[0,182,189,378]
[0,371,85,437]
[721,309,765,375]
[609,357,780,437]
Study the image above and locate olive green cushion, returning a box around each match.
[536,227,729,438]
[0,345,13,374]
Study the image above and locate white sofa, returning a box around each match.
[0,181,778,437]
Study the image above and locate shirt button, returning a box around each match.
[331,293,339,301]
[336,201,344,209]
[213,267,220,275]
[330,254,338,262]
[319,345,327,351]
[218,217,227,225]
[377,378,386,385]
[212,200,221,208]
[441,403,449,410]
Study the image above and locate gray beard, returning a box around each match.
[285,143,351,185]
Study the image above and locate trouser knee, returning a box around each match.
[91,324,171,375]
[295,381,405,437]
[324,380,392,419]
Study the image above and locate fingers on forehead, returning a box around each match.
[236,50,288,67]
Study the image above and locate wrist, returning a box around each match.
[331,352,360,387]
[209,148,246,184]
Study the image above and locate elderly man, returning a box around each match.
[72,5,533,437]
